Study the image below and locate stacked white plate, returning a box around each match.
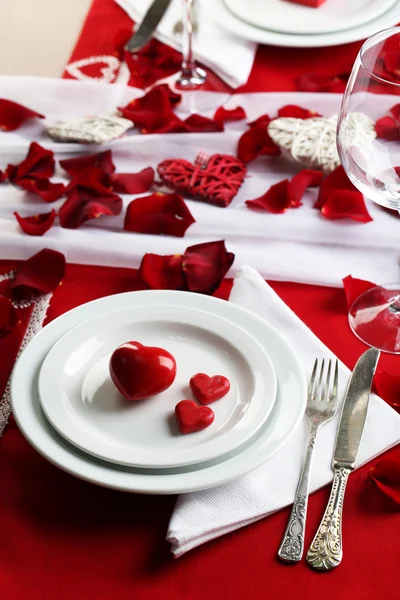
[10,290,307,494]
[201,0,400,47]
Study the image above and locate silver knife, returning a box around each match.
[125,0,173,53]
[306,347,380,571]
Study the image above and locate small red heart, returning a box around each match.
[190,373,231,405]
[109,341,176,401]
[175,400,215,434]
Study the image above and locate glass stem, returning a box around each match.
[181,0,195,76]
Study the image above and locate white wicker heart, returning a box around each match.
[47,113,133,144]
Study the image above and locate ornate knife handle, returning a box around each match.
[278,424,318,562]
[306,466,351,571]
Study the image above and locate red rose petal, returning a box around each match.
[288,169,324,207]
[183,114,224,133]
[118,86,176,132]
[0,295,19,337]
[370,446,400,506]
[295,72,350,93]
[237,125,281,163]
[321,189,373,223]
[154,84,182,106]
[315,165,357,209]
[0,170,7,183]
[59,188,122,229]
[59,150,116,176]
[182,240,234,294]
[10,248,66,297]
[111,167,154,194]
[342,274,377,310]
[139,253,185,290]
[214,106,246,123]
[17,178,65,202]
[375,116,400,141]
[374,369,400,412]
[277,105,321,119]
[0,99,44,131]
[248,114,272,128]
[66,167,116,196]
[6,142,55,182]
[246,180,291,213]
[124,192,195,237]
[14,210,56,236]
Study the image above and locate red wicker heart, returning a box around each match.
[157,153,246,207]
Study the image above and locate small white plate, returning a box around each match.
[11,291,307,495]
[38,305,276,469]
[224,0,396,36]
[202,0,400,48]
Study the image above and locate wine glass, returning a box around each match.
[337,27,400,353]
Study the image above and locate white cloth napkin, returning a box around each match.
[115,0,257,88]
[166,266,400,557]
[0,77,400,287]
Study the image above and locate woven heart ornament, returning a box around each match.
[47,113,132,144]
[157,152,246,207]
[268,113,376,173]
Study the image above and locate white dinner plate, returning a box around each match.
[38,304,277,469]
[224,0,396,36]
[202,0,400,48]
[11,291,307,495]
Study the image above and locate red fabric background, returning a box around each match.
[1,1,399,598]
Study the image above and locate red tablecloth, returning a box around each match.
[1,1,399,598]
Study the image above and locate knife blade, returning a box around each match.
[306,347,380,571]
[125,0,173,53]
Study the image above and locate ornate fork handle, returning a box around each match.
[306,466,351,571]
[278,423,318,562]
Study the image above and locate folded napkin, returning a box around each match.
[166,266,400,557]
[115,0,257,88]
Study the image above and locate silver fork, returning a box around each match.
[277,358,339,563]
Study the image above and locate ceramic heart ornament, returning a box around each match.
[109,341,176,401]
[157,152,246,207]
[268,112,376,174]
[190,373,231,404]
[175,400,215,434]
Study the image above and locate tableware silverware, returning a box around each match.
[125,0,173,53]
[306,347,380,571]
[278,358,338,562]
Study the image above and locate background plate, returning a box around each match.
[11,291,307,495]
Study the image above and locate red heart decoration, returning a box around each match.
[175,400,215,434]
[109,341,176,401]
[157,153,246,207]
[190,373,231,405]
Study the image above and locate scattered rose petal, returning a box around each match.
[315,165,358,209]
[6,142,55,182]
[10,248,66,298]
[0,170,6,183]
[295,72,350,93]
[246,180,291,213]
[155,84,182,105]
[59,150,116,176]
[182,240,234,294]
[17,178,65,202]
[66,167,116,196]
[182,114,224,133]
[111,167,154,194]
[237,125,280,162]
[321,189,373,223]
[14,210,56,236]
[375,115,399,140]
[139,253,185,290]
[0,99,44,131]
[288,169,324,207]
[342,274,376,310]
[374,369,400,412]
[124,192,195,237]
[214,106,246,123]
[0,295,19,337]
[370,446,400,506]
[118,85,176,132]
[248,114,271,128]
[383,53,400,84]
[59,188,122,229]
[277,105,321,119]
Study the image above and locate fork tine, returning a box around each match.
[322,359,332,401]
[331,359,339,402]
[308,359,318,399]
[316,359,325,401]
